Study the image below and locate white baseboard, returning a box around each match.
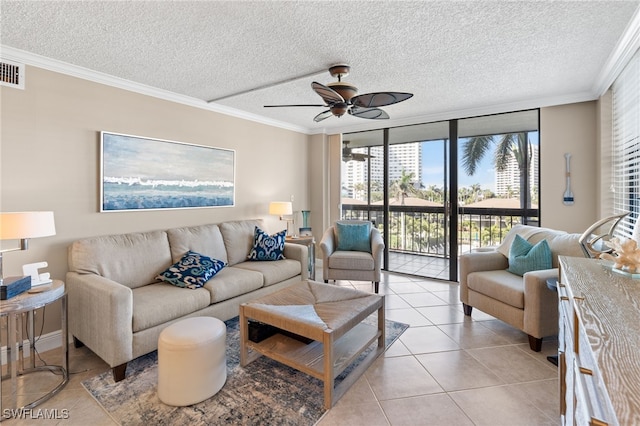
[1,330,66,366]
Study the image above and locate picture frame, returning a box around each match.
[100,131,235,212]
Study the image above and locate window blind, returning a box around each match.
[612,48,640,238]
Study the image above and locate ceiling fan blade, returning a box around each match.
[312,82,344,105]
[313,110,334,122]
[351,153,370,161]
[264,104,325,108]
[349,107,389,120]
[351,92,413,108]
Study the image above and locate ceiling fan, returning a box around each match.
[343,141,374,162]
[264,65,413,122]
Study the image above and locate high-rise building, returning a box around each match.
[495,145,539,197]
[342,143,422,200]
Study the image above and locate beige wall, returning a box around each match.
[540,101,598,233]
[1,66,310,336]
[0,66,602,342]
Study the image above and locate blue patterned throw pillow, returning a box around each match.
[507,235,552,276]
[156,251,225,289]
[247,226,286,261]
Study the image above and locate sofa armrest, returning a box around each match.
[320,227,335,280]
[523,268,560,339]
[459,251,509,303]
[283,243,309,280]
[66,271,134,367]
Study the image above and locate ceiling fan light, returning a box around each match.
[330,103,348,117]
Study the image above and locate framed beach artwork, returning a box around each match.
[100,132,235,212]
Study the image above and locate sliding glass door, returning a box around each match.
[340,110,540,281]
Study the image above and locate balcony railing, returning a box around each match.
[342,204,539,257]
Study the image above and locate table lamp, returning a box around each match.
[269,201,294,237]
[0,211,56,297]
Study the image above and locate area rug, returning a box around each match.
[82,316,408,426]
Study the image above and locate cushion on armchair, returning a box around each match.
[507,235,552,276]
[335,222,371,252]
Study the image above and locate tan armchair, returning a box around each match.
[459,225,583,351]
[320,220,384,293]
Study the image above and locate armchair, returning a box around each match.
[320,220,384,293]
[459,225,583,351]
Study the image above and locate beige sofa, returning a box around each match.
[67,219,307,381]
[459,224,583,351]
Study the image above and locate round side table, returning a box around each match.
[0,280,69,411]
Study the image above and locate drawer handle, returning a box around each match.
[579,366,593,375]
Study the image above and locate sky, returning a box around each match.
[420,140,495,191]
[421,133,539,192]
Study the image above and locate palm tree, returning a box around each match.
[461,133,531,208]
[390,169,420,205]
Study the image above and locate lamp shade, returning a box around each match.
[269,202,293,216]
[0,211,56,240]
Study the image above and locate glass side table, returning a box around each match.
[285,236,316,280]
[0,280,68,411]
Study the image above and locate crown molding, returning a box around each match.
[0,46,311,135]
[311,91,597,135]
[3,19,632,139]
[592,5,640,96]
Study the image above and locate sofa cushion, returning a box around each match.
[219,219,264,266]
[467,270,525,309]
[156,251,226,289]
[68,230,172,289]
[203,266,264,303]
[335,222,371,252]
[547,233,583,267]
[247,226,286,261]
[497,225,565,258]
[233,259,301,286]
[166,224,228,264]
[328,251,374,271]
[507,235,552,276]
[132,283,211,332]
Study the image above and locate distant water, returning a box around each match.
[102,182,234,210]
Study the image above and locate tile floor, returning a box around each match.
[1,272,560,425]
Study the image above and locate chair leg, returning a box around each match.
[528,335,543,352]
[374,282,379,293]
[462,303,472,316]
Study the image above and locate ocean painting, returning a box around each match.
[101,132,235,211]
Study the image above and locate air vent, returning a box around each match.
[0,60,25,89]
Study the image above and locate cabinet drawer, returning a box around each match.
[573,356,614,426]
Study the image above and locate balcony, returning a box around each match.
[341,203,539,279]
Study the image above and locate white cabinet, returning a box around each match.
[558,257,640,426]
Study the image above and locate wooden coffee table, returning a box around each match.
[239,280,385,409]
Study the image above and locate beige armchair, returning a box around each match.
[459,225,583,351]
[320,220,384,293]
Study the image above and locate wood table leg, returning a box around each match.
[240,306,248,367]
[323,331,334,410]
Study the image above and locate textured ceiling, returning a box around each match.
[1,1,639,134]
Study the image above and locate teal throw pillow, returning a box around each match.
[507,235,552,276]
[247,226,286,261]
[336,222,371,252]
[156,251,226,289]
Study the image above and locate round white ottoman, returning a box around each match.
[157,316,227,406]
